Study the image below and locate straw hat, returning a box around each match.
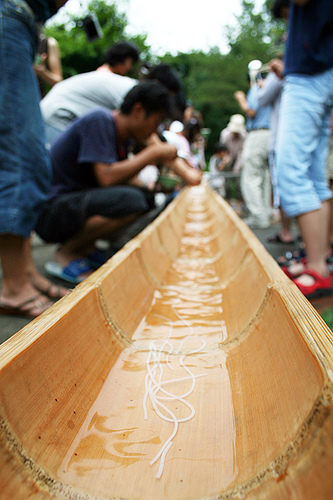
[227,114,246,134]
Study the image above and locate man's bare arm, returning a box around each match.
[234,91,257,118]
[146,133,202,186]
[166,158,202,186]
[34,38,63,87]
[94,143,177,186]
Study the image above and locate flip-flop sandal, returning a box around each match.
[45,258,93,285]
[282,261,306,279]
[0,294,52,319]
[282,251,333,277]
[34,283,71,300]
[267,233,295,244]
[292,269,333,299]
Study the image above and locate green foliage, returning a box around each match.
[322,307,333,332]
[158,0,287,155]
[157,0,285,156]
[44,0,151,78]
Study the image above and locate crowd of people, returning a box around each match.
[209,0,333,300]
[0,0,332,320]
[0,1,203,318]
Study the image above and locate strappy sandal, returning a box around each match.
[0,294,53,319]
[281,250,333,278]
[292,270,332,299]
[267,233,295,244]
[33,282,71,300]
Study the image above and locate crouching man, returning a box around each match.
[36,81,200,284]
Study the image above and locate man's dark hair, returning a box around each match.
[120,81,172,117]
[103,42,140,66]
[214,142,228,154]
[144,64,182,94]
[271,0,290,19]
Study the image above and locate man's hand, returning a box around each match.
[270,58,284,79]
[155,143,178,163]
[94,142,177,187]
[182,167,202,186]
[146,133,177,162]
[166,157,202,186]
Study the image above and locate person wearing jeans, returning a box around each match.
[0,0,68,318]
[275,0,333,298]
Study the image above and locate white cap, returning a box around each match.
[227,114,246,134]
[169,120,184,133]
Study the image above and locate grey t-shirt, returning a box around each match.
[40,70,137,131]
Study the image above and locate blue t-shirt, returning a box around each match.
[284,0,333,75]
[246,84,271,132]
[50,108,128,198]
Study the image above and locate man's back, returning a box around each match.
[40,70,136,131]
[49,108,121,197]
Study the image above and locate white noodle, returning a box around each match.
[144,308,207,478]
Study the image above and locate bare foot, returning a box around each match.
[285,261,306,278]
[28,271,71,300]
[0,290,53,318]
[293,272,315,287]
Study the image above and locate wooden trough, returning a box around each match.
[0,184,332,499]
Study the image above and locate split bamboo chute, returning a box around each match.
[0,184,332,499]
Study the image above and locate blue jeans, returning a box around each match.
[276,70,333,218]
[0,0,52,237]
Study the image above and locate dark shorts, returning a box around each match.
[36,185,154,243]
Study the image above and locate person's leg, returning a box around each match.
[326,133,333,247]
[276,73,333,293]
[329,179,333,247]
[0,235,52,315]
[295,200,330,285]
[278,208,294,242]
[0,2,54,315]
[241,133,257,223]
[241,130,271,228]
[24,239,70,298]
[36,186,150,269]
[55,213,137,267]
[268,150,294,243]
[262,158,272,223]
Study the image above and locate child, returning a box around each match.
[208,143,230,197]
